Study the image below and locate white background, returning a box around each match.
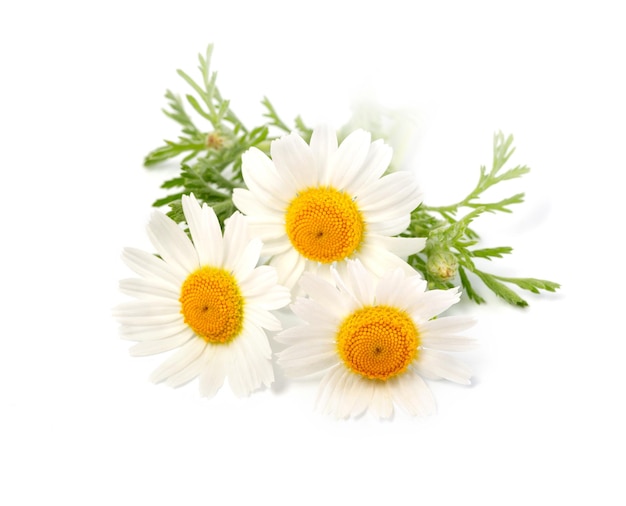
[2,1,624,505]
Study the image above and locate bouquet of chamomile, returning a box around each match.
[114,45,559,419]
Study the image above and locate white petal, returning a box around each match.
[198,346,226,398]
[232,188,281,221]
[225,337,273,397]
[224,339,249,397]
[388,371,436,416]
[335,372,369,419]
[358,242,420,279]
[346,376,375,418]
[377,270,426,311]
[239,265,280,298]
[407,287,461,323]
[119,277,179,300]
[290,297,341,328]
[304,261,335,287]
[260,236,293,257]
[277,337,335,362]
[247,222,287,241]
[274,323,332,345]
[239,265,278,290]
[150,338,206,384]
[281,352,337,378]
[119,320,189,342]
[373,267,410,307]
[229,237,263,280]
[357,171,422,213]
[328,129,371,189]
[146,211,199,274]
[244,305,283,331]
[315,364,343,412]
[298,272,351,319]
[363,213,411,236]
[113,300,181,316]
[344,259,377,306]
[116,313,182,328]
[420,313,478,350]
[222,211,252,268]
[329,262,361,309]
[113,301,182,326]
[270,248,306,289]
[165,344,213,388]
[241,147,294,209]
[121,247,184,287]
[239,330,274,387]
[369,381,394,419]
[129,330,194,356]
[182,194,224,267]
[344,139,392,194]
[319,366,352,418]
[113,298,180,316]
[278,350,339,378]
[367,235,426,258]
[422,336,477,352]
[271,132,316,189]
[309,125,337,185]
[420,315,476,335]
[240,323,273,360]
[246,284,291,311]
[415,349,472,385]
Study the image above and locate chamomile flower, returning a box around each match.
[340,95,423,171]
[114,194,290,398]
[276,260,475,419]
[232,126,426,290]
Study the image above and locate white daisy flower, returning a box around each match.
[340,94,423,172]
[276,260,475,419]
[114,194,291,398]
[232,125,426,291]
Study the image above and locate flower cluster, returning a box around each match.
[114,45,558,419]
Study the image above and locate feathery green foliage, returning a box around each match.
[406,132,560,306]
[144,45,560,306]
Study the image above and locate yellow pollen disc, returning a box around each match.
[336,305,420,380]
[285,186,364,263]
[179,266,244,344]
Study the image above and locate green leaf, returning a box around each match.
[185,94,212,121]
[493,276,561,294]
[160,176,185,189]
[474,270,529,307]
[176,69,209,104]
[493,165,531,183]
[458,266,486,305]
[165,200,185,224]
[470,246,513,260]
[153,192,185,208]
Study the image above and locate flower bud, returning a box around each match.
[427,249,459,282]
[206,131,226,150]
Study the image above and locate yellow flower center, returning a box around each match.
[179,266,244,344]
[336,305,420,380]
[285,187,364,263]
